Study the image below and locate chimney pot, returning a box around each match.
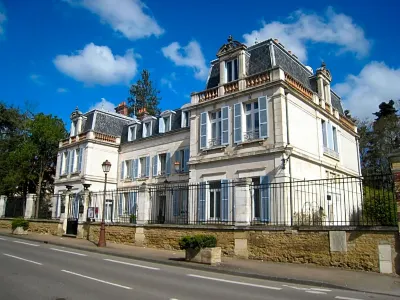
[274,39,279,43]
[115,101,128,116]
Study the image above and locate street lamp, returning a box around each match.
[98,160,111,247]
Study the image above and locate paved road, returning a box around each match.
[0,236,397,300]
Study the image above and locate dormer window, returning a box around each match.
[159,110,176,133]
[226,58,238,82]
[128,125,137,141]
[143,121,152,137]
[71,120,78,136]
[164,116,171,132]
[181,111,190,128]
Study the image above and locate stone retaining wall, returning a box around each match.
[85,223,136,245]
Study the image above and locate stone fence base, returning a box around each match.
[0,218,398,274]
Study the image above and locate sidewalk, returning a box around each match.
[1,229,399,297]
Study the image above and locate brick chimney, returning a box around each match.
[115,101,128,116]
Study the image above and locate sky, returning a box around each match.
[0,0,399,125]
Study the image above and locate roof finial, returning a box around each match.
[227,35,233,43]
[254,38,258,45]
[321,61,326,69]
[75,106,79,111]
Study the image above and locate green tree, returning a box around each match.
[127,69,161,118]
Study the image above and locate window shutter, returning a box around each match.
[152,155,158,177]
[145,156,150,177]
[70,150,75,173]
[159,118,165,133]
[198,182,206,221]
[200,112,208,149]
[258,96,268,139]
[260,176,270,222]
[132,192,137,215]
[59,154,63,176]
[184,147,190,172]
[166,152,171,176]
[221,179,229,221]
[66,152,70,174]
[221,106,229,145]
[134,159,139,178]
[327,123,333,150]
[78,147,83,172]
[130,159,134,178]
[120,161,125,180]
[234,103,242,143]
[173,189,179,216]
[118,194,123,216]
[175,151,181,173]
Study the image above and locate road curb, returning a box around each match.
[0,232,398,297]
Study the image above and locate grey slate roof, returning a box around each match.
[81,110,134,137]
[205,39,344,115]
[121,109,187,144]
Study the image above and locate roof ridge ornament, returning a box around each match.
[216,35,247,58]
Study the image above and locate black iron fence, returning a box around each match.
[50,174,397,227]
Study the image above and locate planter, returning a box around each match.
[185,247,221,265]
[12,226,28,235]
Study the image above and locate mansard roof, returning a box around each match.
[206,38,344,115]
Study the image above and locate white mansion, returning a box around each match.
[52,37,361,232]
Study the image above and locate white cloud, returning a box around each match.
[334,62,400,119]
[243,7,370,62]
[161,72,177,94]
[90,98,116,112]
[53,43,138,86]
[162,41,208,80]
[0,4,6,37]
[29,74,44,85]
[65,0,163,40]
[57,88,68,93]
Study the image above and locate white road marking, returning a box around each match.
[0,237,7,240]
[306,290,327,295]
[103,258,160,270]
[187,274,282,290]
[50,248,87,256]
[335,297,363,300]
[282,284,308,290]
[13,240,39,247]
[311,288,332,292]
[3,253,42,265]
[61,270,132,290]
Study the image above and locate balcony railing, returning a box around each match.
[244,130,260,142]
[94,132,117,143]
[209,137,222,148]
[224,81,239,94]
[198,87,218,103]
[246,71,270,88]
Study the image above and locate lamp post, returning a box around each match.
[98,160,111,247]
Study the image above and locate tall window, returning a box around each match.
[62,152,68,174]
[244,101,259,140]
[252,178,261,219]
[164,116,171,132]
[140,157,147,177]
[159,153,167,175]
[332,126,338,152]
[210,111,221,146]
[321,120,327,148]
[226,58,238,82]
[209,181,221,219]
[71,120,77,136]
[126,160,132,178]
[143,122,152,137]
[128,126,136,141]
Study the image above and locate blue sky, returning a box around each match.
[0,0,399,125]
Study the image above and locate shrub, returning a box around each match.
[11,218,29,231]
[179,234,217,250]
[362,186,397,226]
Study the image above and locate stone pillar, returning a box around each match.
[24,194,36,219]
[234,178,252,226]
[77,189,90,238]
[136,184,150,225]
[389,150,400,231]
[0,195,7,218]
[317,76,325,101]
[60,190,71,235]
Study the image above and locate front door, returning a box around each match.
[66,194,79,235]
[158,195,166,224]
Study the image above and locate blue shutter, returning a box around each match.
[200,112,208,149]
[221,179,229,221]
[118,194,123,216]
[66,152,70,174]
[120,161,125,180]
[145,156,150,177]
[221,106,229,145]
[77,147,83,172]
[152,155,158,177]
[159,118,165,133]
[175,151,181,173]
[130,159,134,178]
[166,152,171,176]
[173,189,179,216]
[134,159,139,178]
[327,123,333,150]
[258,96,268,138]
[260,176,270,222]
[70,150,75,173]
[59,154,63,176]
[198,182,206,221]
[234,103,242,143]
[184,147,190,173]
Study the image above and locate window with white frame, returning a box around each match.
[210,111,221,146]
[332,126,338,152]
[143,122,152,137]
[321,119,339,158]
[62,152,68,174]
[159,153,167,175]
[128,125,137,141]
[181,111,190,128]
[71,120,77,136]
[321,120,327,148]
[209,181,222,219]
[139,157,150,178]
[126,160,132,178]
[164,116,171,132]
[226,58,238,83]
[244,101,259,141]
